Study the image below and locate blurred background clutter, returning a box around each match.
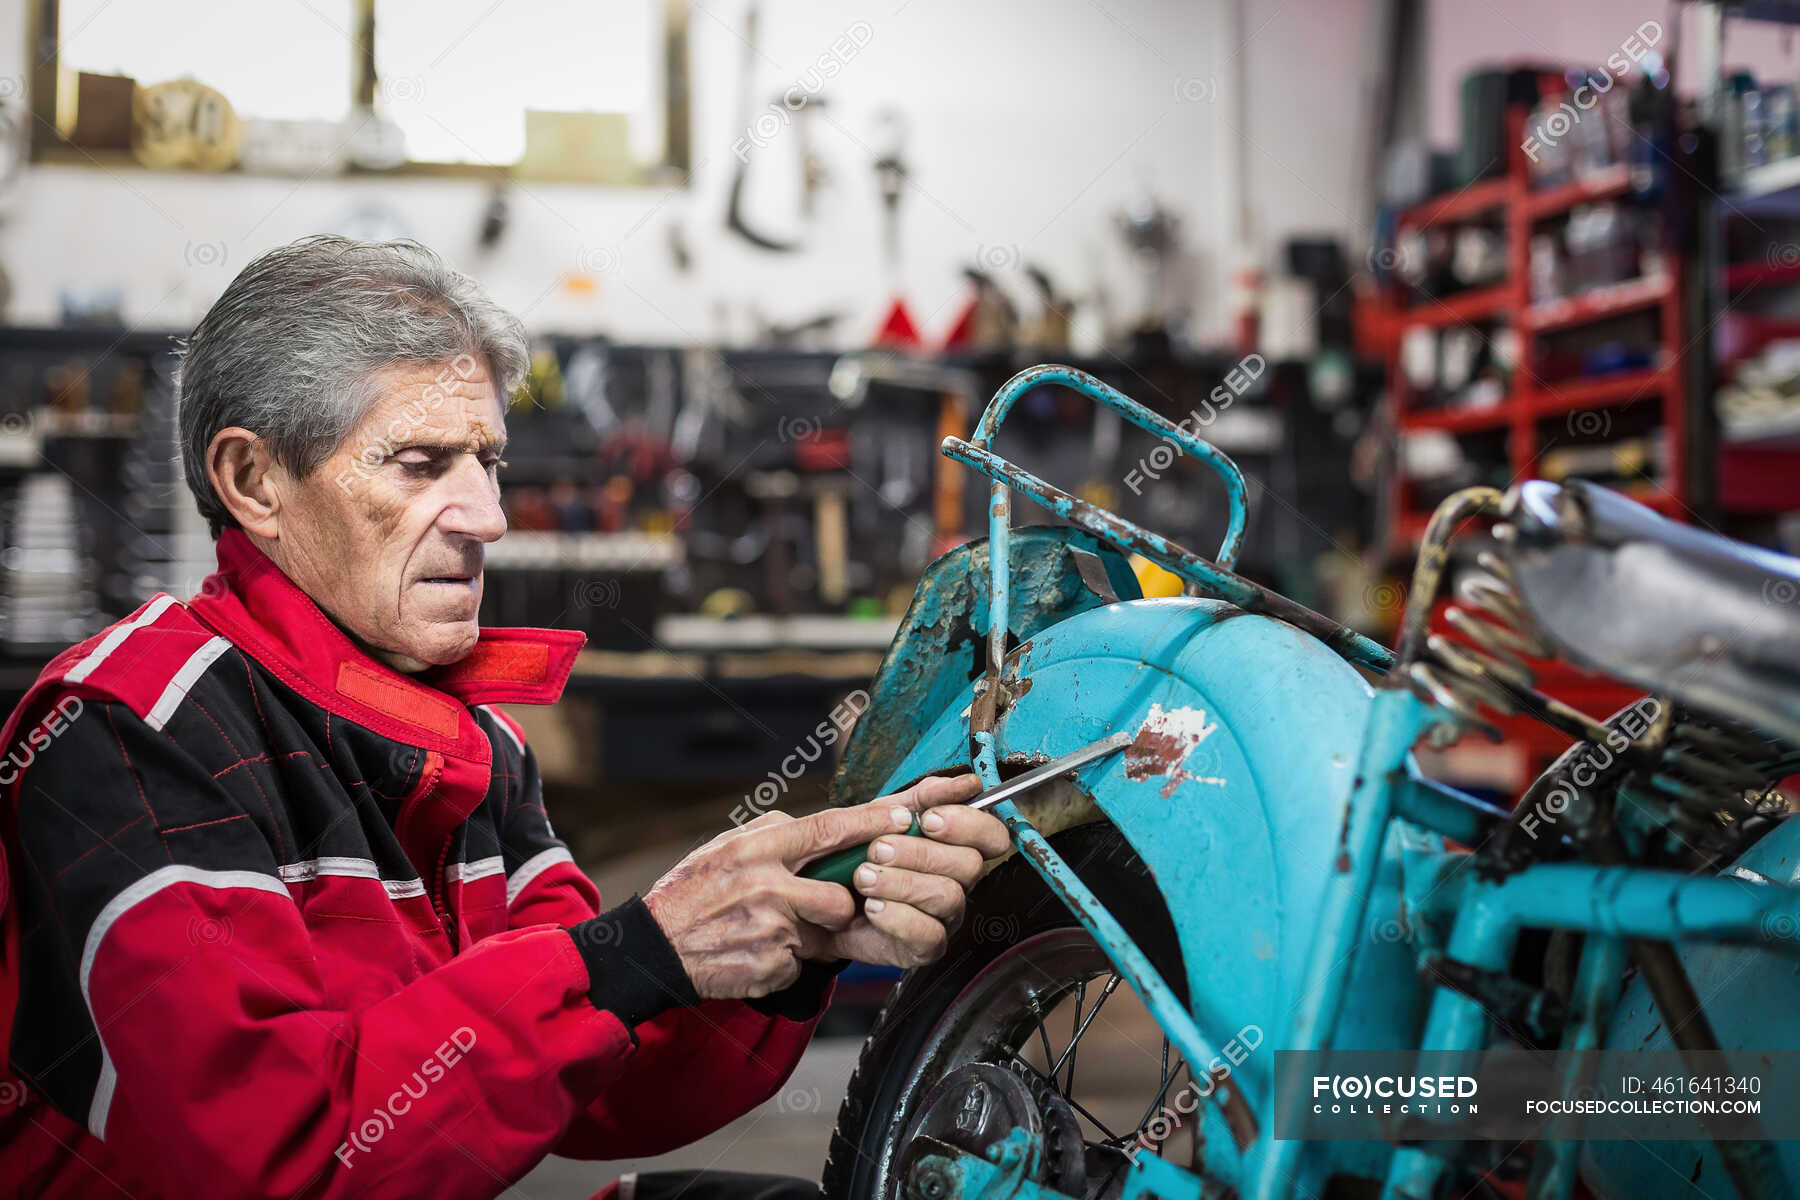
[6,0,1800,1190]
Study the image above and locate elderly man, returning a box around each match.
[0,236,1008,1198]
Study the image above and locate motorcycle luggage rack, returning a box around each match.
[939,364,1392,674]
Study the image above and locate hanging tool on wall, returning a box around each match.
[725,4,828,253]
[871,107,923,347]
[1115,190,1185,339]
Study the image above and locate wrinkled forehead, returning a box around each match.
[349,358,509,452]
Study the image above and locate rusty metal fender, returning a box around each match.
[855,596,1431,1191]
[830,526,1141,808]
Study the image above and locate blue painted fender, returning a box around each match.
[868,596,1432,1190]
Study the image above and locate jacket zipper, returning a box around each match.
[431,837,458,953]
[394,748,458,953]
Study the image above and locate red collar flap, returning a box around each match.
[188,530,585,748]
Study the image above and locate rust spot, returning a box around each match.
[1334,805,1354,872]
[1124,703,1226,794]
[1125,725,1193,781]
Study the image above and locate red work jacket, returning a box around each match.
[0,529,826,1198]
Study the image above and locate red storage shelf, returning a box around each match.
[1400,402,1512,434]
[1530,367,1669,417]
[1719,445,1800,512]
[1387,106,1690,574]
[1404,285,1511,329]
[1724,259,1800,292]
[1522,276,1670,333]
[1522,165,1632,220]
[1398,176,1513,229]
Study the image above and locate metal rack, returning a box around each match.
[1385,107,1690,551]
[1698,0,1800,515]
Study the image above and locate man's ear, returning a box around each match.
[206,427,284,539]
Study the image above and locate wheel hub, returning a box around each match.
[900,1062,1090,1200]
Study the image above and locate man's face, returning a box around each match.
[272,358,508,670]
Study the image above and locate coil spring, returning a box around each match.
[1640,715,1792,838]
[1405,547,1557,746]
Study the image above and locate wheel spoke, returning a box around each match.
[1050,974,1120,1097]
[1067,979,1085,1093]
[1030,995,1059,1075]
[1122,1037,1187,1143]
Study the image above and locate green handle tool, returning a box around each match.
[798,731,1132,887]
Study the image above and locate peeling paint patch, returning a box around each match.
[1126,702,1225,793]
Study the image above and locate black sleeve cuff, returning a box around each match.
[565,895,700,1029]
[747,957,849,1020]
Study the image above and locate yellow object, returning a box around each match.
[132,79,240,171]
[699,588,755,618]
[1130,554,1184,598]
[1077,481,1119,512]
[519,347,566,410]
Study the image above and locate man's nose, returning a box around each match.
[439,456,507,542]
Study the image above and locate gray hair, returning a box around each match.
[175,235,529,537]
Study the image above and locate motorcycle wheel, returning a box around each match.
[821,823,1190,1200]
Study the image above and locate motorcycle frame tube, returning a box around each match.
[1526,935,1628,1200]
[1381,866,1800,1199]
[1379,877,1521,1199]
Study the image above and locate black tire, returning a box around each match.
[821,823,1186,1200]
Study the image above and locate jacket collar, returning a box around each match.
[186,529,585,753]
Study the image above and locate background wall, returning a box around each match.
[14,4,1800,353]
[0,0,1382,348]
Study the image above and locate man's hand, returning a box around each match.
[642,774,1009,1000]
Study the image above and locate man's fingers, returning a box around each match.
[884,772,983,814]
[853,863,966,922]
[768,801,916,870]
[862,900,949,965]
[826,902,950,968]
[917,805,1010,859]
[787,876,859,931]
[866,833,983,889]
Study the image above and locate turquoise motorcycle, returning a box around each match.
[820,365,1800,1200]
